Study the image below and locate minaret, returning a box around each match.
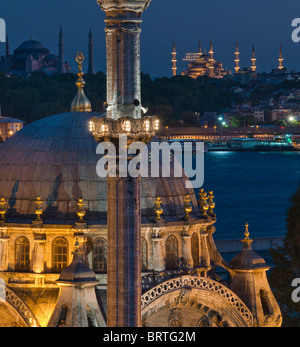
[278,44,284,70]
[58,26,66,74]
[234,37,240,73]
[208,38,214,78]
[88,29,96,75]
[198,39,203,59]
[172,39,177,76]
[91,0,159,328]
[5,34,9,56]
[251,43,256,72]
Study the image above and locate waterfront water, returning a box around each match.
[199,151,300,240]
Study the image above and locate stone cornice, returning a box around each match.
[97,0,151,15]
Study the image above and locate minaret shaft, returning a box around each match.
[107,174,141,327]
[105,19,142,119]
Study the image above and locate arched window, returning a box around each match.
[141,237,148,271]
[166,235,178,270]
[52,238,68,272]
[15,237,30,271]
[260,289,272,316]
[93,238,107,273]
[191,233,200,267]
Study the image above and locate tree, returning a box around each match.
[269,184,300,326]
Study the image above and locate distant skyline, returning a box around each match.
[0,0,300,77]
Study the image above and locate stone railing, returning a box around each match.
[141,275,253,326]
[0,280,39,327]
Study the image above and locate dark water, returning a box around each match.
[199,151,300,240]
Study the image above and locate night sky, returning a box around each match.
[0,0,300,77]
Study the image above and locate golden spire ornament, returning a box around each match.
[71,52,92,112]
[0,197,7,221]
[198,188,209,217]
[77,198,86,223]
[154,197,163,221]
[208,191,216,214]
[35,195,43,221]
[242,222,253,243]
[183,194,192,220]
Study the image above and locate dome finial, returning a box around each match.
[242,221,253,243]
[70,52,92,112]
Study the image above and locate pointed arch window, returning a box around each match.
[166,235,178,270]
[15,237,30,271]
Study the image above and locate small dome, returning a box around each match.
[58,244,98,284]
[229,240,267,270]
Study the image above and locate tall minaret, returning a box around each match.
[58,27,66,74]
[234,37,240,73]
[92,0,159,328]
[278,44,284,70]
[251,43,256,72]
[172,39,177,76]
[208,38,214,78]
[199,39,203,59]
[88,29,96,75]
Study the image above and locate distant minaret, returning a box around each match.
[199,39,203,58]
[172,39,177,76]
[208,38,214,78]
[59,27,66,74]
[234,37,240,73]
[251,43,256,72]
[5,34,10,56]
[88,29,96,75]
[278,44,284,70]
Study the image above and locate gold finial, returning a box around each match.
[198,188,209,217]
[0,197,7,221]
[77,198,86,223]
[70,52,92,112]
[183,194,192,220]
[242,222,253,243]
[154,197,163,221]
[35,195,43,221]
[208,191,216,214]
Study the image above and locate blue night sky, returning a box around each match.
[0,0,300,78]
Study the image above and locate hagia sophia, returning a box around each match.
[0,0,282,328]
[0,28,96,77]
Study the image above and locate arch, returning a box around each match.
[52,237,68,272]
[142,275,253,327]
[93,238,107,273]
[165,235,178,270]
[0,282,39,327]
[15,236,30,271]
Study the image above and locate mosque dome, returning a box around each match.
[14,39,50,56]
[0,111,198,225]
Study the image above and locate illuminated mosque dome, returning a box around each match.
[0,111,198,224]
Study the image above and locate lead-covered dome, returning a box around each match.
[0,112,198,225]
[14,39,50,56]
